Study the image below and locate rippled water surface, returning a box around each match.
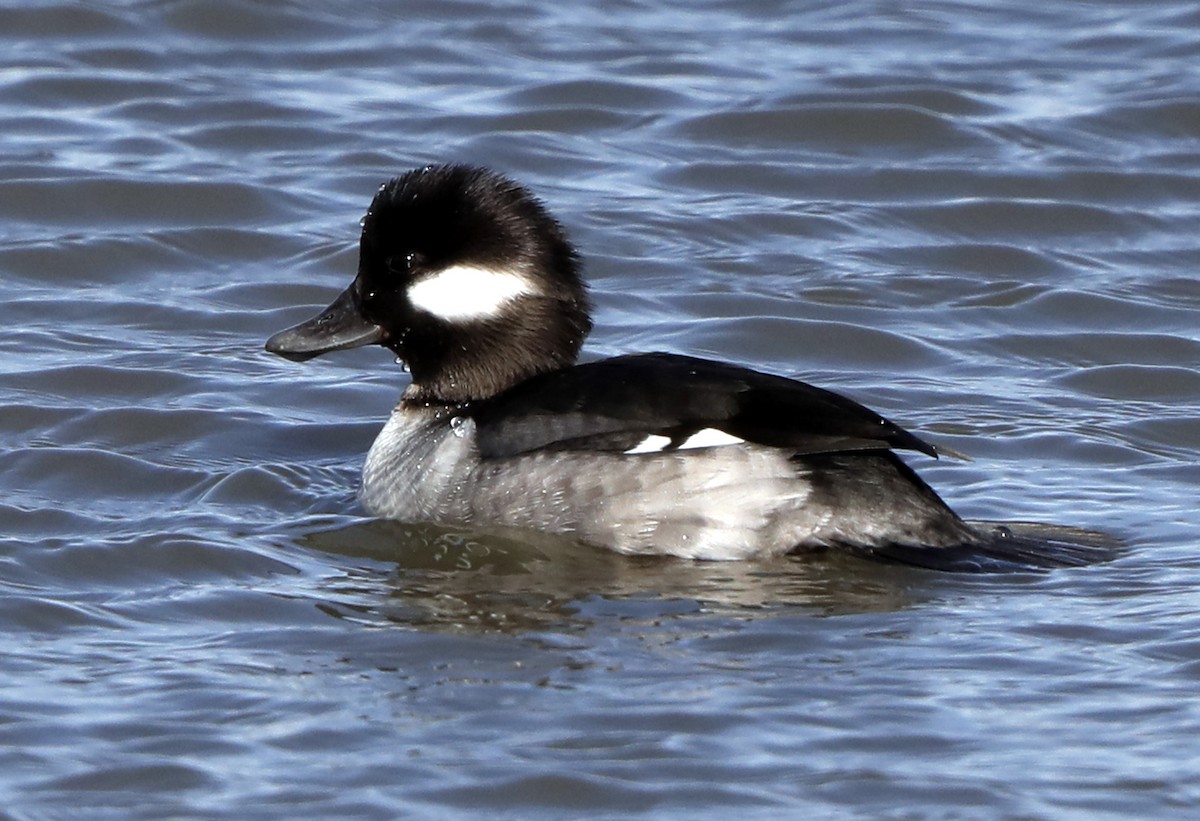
[3,1,1199,817]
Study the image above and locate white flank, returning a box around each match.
[624,434,671,455]
[407,264,537,321]
[678,428,745,450]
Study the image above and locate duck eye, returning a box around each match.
[385,252,424,276]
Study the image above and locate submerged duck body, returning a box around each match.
[267,164,1112,571]
[355,354,974,562]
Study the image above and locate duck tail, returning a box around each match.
[862,521,1125,573]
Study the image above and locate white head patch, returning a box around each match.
[407,264,537,321]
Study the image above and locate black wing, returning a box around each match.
[469,352,937,460]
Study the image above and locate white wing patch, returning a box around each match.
[623,428,745,455]
[407,264,537,321]
[678,428,745,449]
[624,435,672,455]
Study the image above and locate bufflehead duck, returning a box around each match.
[267,164,1114,571]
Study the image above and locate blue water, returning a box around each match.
[2,1,1199,817]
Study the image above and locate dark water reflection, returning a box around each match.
[303,519,940,633]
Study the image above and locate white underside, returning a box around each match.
[360,408,830,560]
